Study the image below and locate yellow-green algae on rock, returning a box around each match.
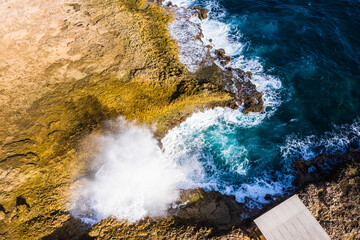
[0,0,235,239]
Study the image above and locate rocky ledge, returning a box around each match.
[296,149,360,239]
[42,188,251,239]
[0,0,263,239]
[167,3,264,114]
[2,0,356,239]
[18,149,360,239]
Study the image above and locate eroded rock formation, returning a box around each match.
[297,149,360,239]
[177,188,247,230]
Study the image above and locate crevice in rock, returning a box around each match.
[16,196,30,209]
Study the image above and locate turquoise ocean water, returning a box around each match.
[162,0,360,207]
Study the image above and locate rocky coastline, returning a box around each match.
[0,0,262,238]
[0,0,358,239]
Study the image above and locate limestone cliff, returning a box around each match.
[0,1,357,239]
[0,0,261,239]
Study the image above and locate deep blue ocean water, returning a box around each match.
[163,0,360,206]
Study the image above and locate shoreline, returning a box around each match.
[0,0,263,238]
[1,0,357,239]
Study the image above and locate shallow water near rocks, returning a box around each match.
[72,0,360,223]
[163,0,360,206]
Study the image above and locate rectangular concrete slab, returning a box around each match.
[254,195,330,240]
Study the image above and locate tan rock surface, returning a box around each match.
[0,0,235,238]
[298,150,360,240]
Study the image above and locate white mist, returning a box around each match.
[71,118,186,224]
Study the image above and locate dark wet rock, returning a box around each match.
[230,68,264,114]
[215,48,226,58]
[264,194,272,201]
[246,71,252,79]
[193,31,204,43]
[292,148,360,188]
[194,6,209,20]
[214,48,232,66]
[194,64,264,114]
[220,56,231,66]
[205,45,213,58]
[194,64,228,90]
[176,188,247,230]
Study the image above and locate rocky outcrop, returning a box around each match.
[194,64,264,113]
[40,188,251,239]
[297,149,360,239]
[176,188,247,230]
[230,68,264,113]
[73,188,251,239]
[214,48,231,66]
[193,6,209,21]
[292,148,360,187]
[168,3,264,115]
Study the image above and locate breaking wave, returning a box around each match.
[71,118,186,224]
[282,118,360,161]
[72,0,360,224]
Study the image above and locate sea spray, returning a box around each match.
[71,118,186,224]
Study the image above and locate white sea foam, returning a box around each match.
[71,118,187,224]
[164,0,195,8]
[161,107,295,206]
[281,118,360,160]
[234,179,289,204]
[163,0,285,206]
[167,0,282,114]
[72,1,286,224]
[167,7,207,72]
